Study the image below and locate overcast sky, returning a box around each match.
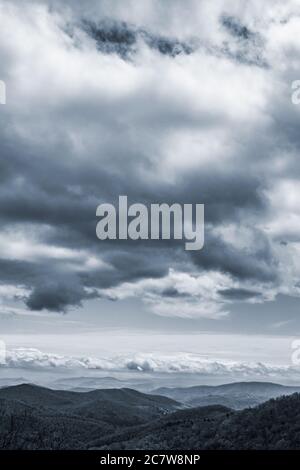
[1,0,300,381]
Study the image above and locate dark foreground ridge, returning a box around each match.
[0,383,300,449]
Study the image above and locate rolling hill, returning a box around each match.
[1,382,300,449]
[92,393,300,450]
[0,384,180,449]
[153,381,300,409]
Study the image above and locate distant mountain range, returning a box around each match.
[152,381,300,409]
[0,382,300,449]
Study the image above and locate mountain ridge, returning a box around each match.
[152,381,300,409]
[0,382,300,449]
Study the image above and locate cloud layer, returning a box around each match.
[2,347,300,383]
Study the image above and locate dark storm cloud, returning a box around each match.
[219,287,263,301]
[0,259,41,285]
[191,230,278,283]
[0,129,269,299]
[82,15,267,67]
[83,19,194,59]
[161,287,190,298]
[25,278,91,312]
[222,16,255,40]
[0,258,97,312]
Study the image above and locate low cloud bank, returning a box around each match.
[2,348,300,381]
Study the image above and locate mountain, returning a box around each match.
[152,381,300,409]
[51,376,151,393]
[93,393,300,450]
[1,383,300,449]
[90,404,231,450]
[0,377,28,388]
[0,383,180,424]
[0,384,180,449]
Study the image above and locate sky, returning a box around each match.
[1,0,300,384]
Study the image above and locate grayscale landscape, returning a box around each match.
[1,0,300,452]
[0,382,300,449]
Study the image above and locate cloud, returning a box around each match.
[0,0,300,320]
[219,288,263,301]
[26,279,88,312]
[3,347,300,381]
[97,268,276,318]
[83,19,195,59]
